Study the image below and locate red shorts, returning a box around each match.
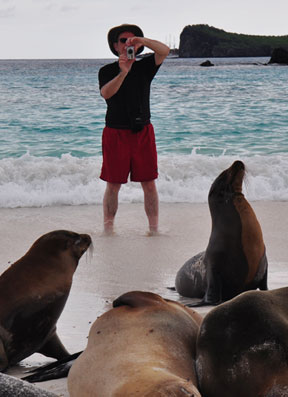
[100,123,158,184]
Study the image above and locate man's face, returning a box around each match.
[114,31,135,56]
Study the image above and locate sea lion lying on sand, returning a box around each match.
[68,291,203,397]
[196,287,288,397]
[0,372,57,397]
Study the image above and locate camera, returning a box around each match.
[127,46,135,60]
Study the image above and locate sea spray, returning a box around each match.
[1,152,288,208]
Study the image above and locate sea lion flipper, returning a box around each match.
[23,352,83,383]
[186,299,222,307]
[201,267,222,305]
[183,267,222,307]
[0,338,8,372]
[185,300,206,308]
[38,333,69,360]
[258,256,268,291]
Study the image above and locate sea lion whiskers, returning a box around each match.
[72,235,93,265]
[69,233,92,261]
[85,241,94,264]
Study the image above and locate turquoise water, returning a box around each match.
[0,57,288,207]
[154,58,288,156]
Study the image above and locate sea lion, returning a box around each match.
[0,372,57,397]
[0,230,92,371]
[175,160,268,306]
[68,291,203,397]
[196,287,288,397]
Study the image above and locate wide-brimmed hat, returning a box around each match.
[108,24,144,56]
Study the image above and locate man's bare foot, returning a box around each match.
[103,221,115,236]
[146,225,159,236]
[102,229,116,236]
[146,230,159,237]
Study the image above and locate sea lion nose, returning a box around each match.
[232,160,245,170]
[80,234,92,245]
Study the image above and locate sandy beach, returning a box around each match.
[1,201,288,396]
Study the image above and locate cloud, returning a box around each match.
[30,0,77,13]
[32,0,55,3]
[31,0,57,9]
[32,0,78,13]
[60,4,78,12]
[0,6,15,17]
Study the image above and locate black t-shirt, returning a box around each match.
[98,54,161,128]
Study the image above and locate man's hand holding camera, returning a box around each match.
[125,36,143,55]
[118,36,143,73]
[101,32,169,100]
[118,54,134,74]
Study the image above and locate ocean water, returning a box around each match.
[0,57,288,208]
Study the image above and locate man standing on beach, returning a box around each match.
[99,24,169,235]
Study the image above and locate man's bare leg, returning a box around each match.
[103,182,121,235]
[141,180,159,235]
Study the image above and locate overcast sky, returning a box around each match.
[1,0,288,59]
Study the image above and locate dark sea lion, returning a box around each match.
[0,372,57,397]
[175,160,268,306]
[196,287,288,397]
[0,230,92,371]
[68,291,203,397]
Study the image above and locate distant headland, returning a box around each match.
[175,24,288,58]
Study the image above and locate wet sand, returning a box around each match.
[1,201,288,396]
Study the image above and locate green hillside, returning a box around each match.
[179,25,288,57]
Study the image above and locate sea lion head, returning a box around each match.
[27,230,92,268]
[208,160,245,205]
[0,231,92,289]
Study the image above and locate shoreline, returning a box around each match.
[1,201,288,396]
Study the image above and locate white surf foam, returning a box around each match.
[0,152,287,208]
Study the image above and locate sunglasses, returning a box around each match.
[119,38,128,43]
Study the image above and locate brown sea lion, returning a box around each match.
[0,230,92,371]
[175,160,268,306]
[196,287,288,397]
[68,291,202,397]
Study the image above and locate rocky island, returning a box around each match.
[179,24,288,58]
